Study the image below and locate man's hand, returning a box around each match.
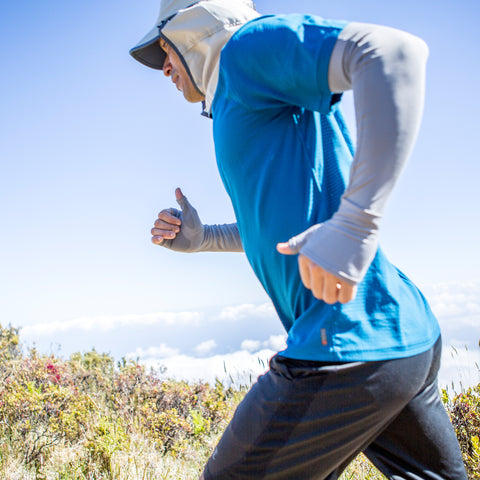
[151,189,243,253]
[276,242,357,304]
[151,187,184,245]
[151,188,205,252]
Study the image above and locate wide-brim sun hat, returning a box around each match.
[130,0,201,70]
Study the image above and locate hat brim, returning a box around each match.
[130,26,166,70]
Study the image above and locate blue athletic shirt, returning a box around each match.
[211,14,441,362]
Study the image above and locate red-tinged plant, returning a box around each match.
[443,385,480,478]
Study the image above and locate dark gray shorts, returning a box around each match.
[203,338,467,480]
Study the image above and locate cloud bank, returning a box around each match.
[20,283,480,391]
[21,302,278,337]
[22,310,204,336]
[141,348,278,387]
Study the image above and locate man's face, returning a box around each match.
[159,39,205,103]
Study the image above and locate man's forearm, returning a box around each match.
[202,223,243,252]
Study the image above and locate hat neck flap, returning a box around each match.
[161,0,260,115]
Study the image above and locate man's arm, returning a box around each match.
[278,22,429,303]
[151,188,243,252]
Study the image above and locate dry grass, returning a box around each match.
[0,443,385,480]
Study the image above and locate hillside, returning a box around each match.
[0,324,478,479]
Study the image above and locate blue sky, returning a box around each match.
[1,0,479,390]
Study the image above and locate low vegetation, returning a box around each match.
[443,385,480,479]
[0,324,477,479]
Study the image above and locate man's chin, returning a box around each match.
[184,93,206,104]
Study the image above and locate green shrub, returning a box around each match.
[0,324,20,362]
[444,385,480,478]
[84,416,131,476]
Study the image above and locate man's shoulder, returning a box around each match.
[233,13,348,39]
[225,14,295,51]
[215,13,349,112]
[224,13,348,61]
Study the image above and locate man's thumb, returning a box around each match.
[276,242,296,255]
[278,224,323,256]
[175,187,192,212]
[175,187,184,201]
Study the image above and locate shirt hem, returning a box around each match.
[279,330,441,362]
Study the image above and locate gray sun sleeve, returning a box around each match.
[160,194,243,253]
[288,22,429,285]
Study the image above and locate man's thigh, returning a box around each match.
[364,377,467,480]
[203,349,437,480]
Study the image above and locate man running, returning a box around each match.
[130,1,467,478]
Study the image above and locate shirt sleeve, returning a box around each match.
[220,14,347,113]
[296,22,429,284]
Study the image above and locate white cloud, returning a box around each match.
[22,310,203,336]
[439,344,480,393]
[265,334,287,351]
[421,282,480,391]
[21,302,278,338]
[195,339,217,356]
[241,339,262,352]
[241,335,287,353]
[424,281,480,319]
[140,349,276,387]
[126,344,179,360]
[423,282,480,349]
[217,303,275,322]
